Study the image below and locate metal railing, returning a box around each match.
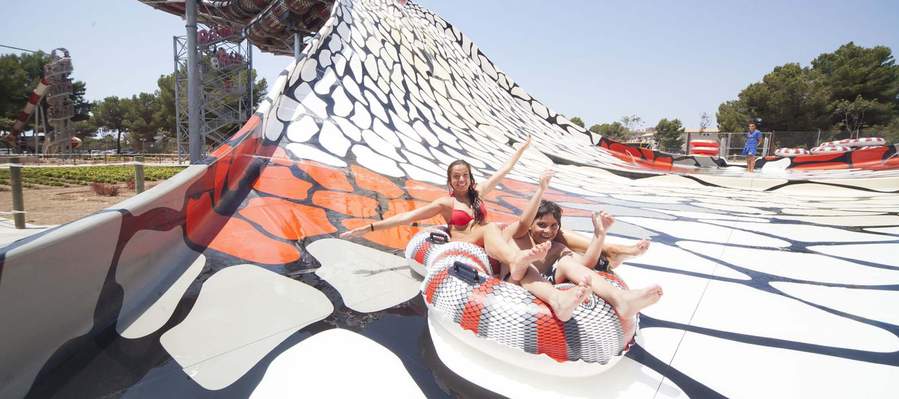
[717,132,773,162]
[0,153,185,166]
[695,130,893,163]
[0,156,176,229]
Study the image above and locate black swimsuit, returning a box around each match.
[540,255,611,284]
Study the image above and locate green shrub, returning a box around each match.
[0,166,187,187]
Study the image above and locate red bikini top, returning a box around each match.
[448,200,487,227]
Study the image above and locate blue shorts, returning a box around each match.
[741,146,757,156]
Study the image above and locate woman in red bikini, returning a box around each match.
[341,136,591,321]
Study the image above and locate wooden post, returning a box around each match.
[9,157,26,229]
[134,155,145,194]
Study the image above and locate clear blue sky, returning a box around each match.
[4,0,898,129]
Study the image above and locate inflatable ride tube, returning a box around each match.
[689,139,720,148]
[821,137,886,148]
[774,147,810,157]
[406,229,637,377]
[689,140,720,156]
[811,145,852,154]
[404,228,451,277]
[689,148,719,156]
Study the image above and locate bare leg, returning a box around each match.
[518,264,589,322]
[557,228,591,253]
[580,211,615,268]
[481,223,550,281]
[554,257,662,320]
[560,228,647,264]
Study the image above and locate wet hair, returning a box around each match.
[447,159,484,223]
[535,200,562,226]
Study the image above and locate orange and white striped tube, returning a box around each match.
[10,78,50,138]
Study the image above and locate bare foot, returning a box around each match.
[613,285,663,320]
[632,239,650,256]
[550,284,590,322]
[609,239,651,269]
[509,241,551,281]
[592,211,614,236]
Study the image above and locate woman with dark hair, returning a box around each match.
[341,137,591,321]
[503,195,663,322]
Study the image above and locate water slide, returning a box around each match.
[2,1,898,397]
[7,79,49,140]
[138,0,333,55]
[4,48,80,152]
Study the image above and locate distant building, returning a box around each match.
[624,128,657,148]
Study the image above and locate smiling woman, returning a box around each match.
[339,137,593,311]
[343,135,615,321]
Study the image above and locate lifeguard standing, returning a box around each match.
[742,122,762,172]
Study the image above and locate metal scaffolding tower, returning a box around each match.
[43,48,76,154]
[173,23,254,162]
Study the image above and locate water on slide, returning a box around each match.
[1,1,898,398]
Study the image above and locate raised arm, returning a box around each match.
[476,135,532,197]
[507,169,554,239]
[340,197,451,238]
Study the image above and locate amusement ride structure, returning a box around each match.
[0,1,897,398]
[143,0,335,160]
[172,25,255,158]
[6,48,81,154]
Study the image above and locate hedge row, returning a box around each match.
[0,166,187,187]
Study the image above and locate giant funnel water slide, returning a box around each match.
[2,1,899,398]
